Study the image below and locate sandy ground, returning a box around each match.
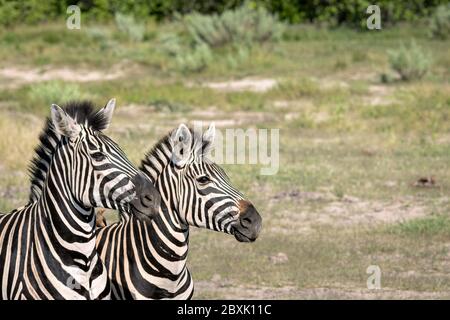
[202,78,277,92]
[0,66,125,88]
[268,190,434,235]
[195,281,450,299]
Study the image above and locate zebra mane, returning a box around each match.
[28,100,110,202]
[140,126,216,182]
[140,127,203,164]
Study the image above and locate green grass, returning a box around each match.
[0,21,449,298]
[388,215,450,237]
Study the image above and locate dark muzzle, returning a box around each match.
[129,172,161,222]
[231,201,262,242]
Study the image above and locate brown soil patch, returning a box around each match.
[0,66,124,88]
[195,282,450,299]
[268,191,430,234]
[203,78,277,92]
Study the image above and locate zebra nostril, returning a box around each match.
[241,217,252,227]
[141,195,153,208]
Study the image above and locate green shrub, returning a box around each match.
[388,40,432,81]
[159,3,283,73]
[85,26,118,51]
[175,42,213,72]
[263,0,448,26]
[0,0,448,27]
[114,13,145,42]
[0,0,21,26]
[159,32,213,72]
[158,33,183,57]
[429,4,450,39]
[183,3,285,48]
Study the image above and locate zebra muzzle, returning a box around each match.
[231,201,262,242]
[129,172,161,221]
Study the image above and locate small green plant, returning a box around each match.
[28,81,82,107]
[389,215,450,237]
[158,33,183,57]
[176,42,213,72]
[159,3,285,73]
[115,13,145,42]
[429,4,450,40]
[158,31,214,73]
[388,40,432,81]
[183,3,285,48]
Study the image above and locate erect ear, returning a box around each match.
[50,104,81,140]
[202,123,215,155]
[94,98,116,131]
[170,123,192,167]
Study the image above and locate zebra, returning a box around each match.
[0,99,159,300]
[94,123,262,299]
[22,121,262,299]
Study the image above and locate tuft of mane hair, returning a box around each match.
[139,126,224,180]
[27,100,109,203]
[141,133,172,167]
[63,100,111,132]
[141,126,215,163]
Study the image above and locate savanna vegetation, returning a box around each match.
[0,2,449,298]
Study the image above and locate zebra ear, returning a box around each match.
[202,123,215,155]
[50,104,81,140]
[95,98,115,131]
[170,124,192,167]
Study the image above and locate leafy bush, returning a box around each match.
[159,3,283,72]
[388,40,432,81]
[429,4,450,39]
[176,42,213,72]
[159,33,213,72]
[85,26,118,51]
[0,0,448,27]
[158,33,183,57]
[263,0,448,26]
[183,3,285,48]
[114,13,145,42]
[0,0,21,26]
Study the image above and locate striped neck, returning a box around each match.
[32,143,104,299]
[141,139,187,231]
[139,139,191,291]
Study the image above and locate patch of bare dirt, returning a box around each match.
[316,78,349,90]
[115,104,278,131]
[203,78,277,93]
[193,109,279,127]
[363,85,396,106]
[269,190,431,234]
[0,66,125,88]
[195,282,450,299]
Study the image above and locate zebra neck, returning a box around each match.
[26,171,104,299]
[141,144,187,231]
[135,215,191,295]
[37,158,97,258]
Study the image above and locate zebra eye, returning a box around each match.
[196,175,211,184]
[92,152,106,161]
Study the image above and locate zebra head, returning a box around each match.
[143,123,262,242]
[47,99,160,218]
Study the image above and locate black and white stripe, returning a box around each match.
[0,100,149,300]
